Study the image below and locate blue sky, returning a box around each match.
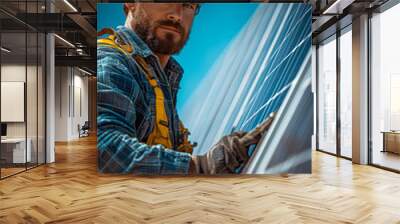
[97,3,259,111]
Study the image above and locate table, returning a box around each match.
[1,138,31,164]
[381,131,400,154]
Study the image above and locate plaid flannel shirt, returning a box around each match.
[97,26,191,174]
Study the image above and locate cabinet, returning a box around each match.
[382,132,400,154]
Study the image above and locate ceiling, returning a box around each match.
[0,0,96,73]
[310,0,391,43]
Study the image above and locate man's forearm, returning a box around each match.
[97,120,192,175]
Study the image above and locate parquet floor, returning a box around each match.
[0,135,400,224]
[1,167,26,178]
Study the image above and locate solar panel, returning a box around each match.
[242,54,312,174]
[181,3,312,169]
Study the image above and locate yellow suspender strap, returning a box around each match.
[97,28,173,149]
[97,28,133,55]
[134,56,173,149]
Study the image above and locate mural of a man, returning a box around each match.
[97,3,273,175]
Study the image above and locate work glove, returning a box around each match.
[189,112,275,174]
[238,112,276,147]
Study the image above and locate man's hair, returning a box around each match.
[123,3,201,16]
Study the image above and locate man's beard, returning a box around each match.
[134,17,189,55]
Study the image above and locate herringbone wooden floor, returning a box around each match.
[1,135,400,224]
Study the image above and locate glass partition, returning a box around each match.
[0,27,28,178]
[0,0,46,179]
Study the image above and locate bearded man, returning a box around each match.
[97,3,274,175]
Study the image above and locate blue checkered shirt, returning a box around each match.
[97,26,191,174]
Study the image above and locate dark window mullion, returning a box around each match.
[316,44,320,150]
[36,0,39,168]
[25,0,28,171]
[336,28,341,157]
[367,11,373,165]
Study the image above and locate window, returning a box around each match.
[317,36,337,154]
[370,3,400,171]
[339,27,352,158]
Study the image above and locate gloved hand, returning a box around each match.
[190,133,248,174]
[237,112,275,147]
[189,112,275,174]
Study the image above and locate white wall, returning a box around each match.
[54,67,89,141]
[72,73,89,138]
[1,65,26,139]
[55,66,69,141]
